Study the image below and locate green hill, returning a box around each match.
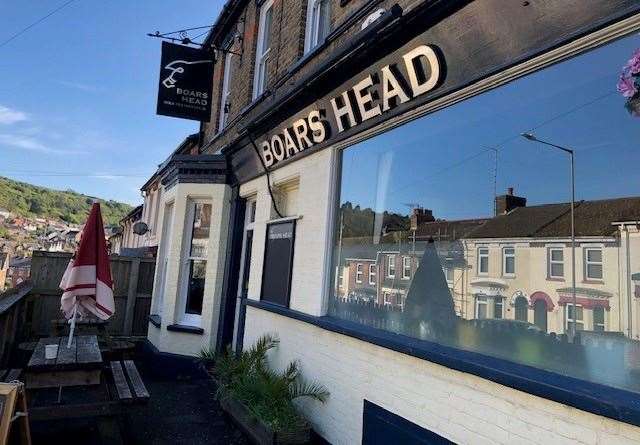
[0,176,133,226]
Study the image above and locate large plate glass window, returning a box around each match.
[329,32,640,394]
[253,0,274,99]
[179,201,212,326]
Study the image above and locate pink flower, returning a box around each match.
[617,75,637,98]
[626,49,640,75]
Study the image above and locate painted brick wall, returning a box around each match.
[244,306,640,445]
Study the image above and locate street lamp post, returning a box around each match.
[521,133,577,340]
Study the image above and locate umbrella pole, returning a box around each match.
[67,302,78,348]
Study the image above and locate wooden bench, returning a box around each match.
[110,361,149,404]
[0,368,22,383]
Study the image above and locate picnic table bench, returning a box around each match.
[24,335,149,444]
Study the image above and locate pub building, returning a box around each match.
[145,0,640,443]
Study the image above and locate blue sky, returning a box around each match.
[0,1,224,205]
[341,33,640,219]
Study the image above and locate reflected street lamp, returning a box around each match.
[521,132,577,340]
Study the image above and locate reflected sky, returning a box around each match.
[341,34,640,219]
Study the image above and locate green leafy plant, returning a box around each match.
[214,334,329,434]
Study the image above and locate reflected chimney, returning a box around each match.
[496,187,526,215]
[410,207,435,231]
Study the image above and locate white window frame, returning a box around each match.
[475,296,488,319]
[304,0,330,53]
[355,263,363,283]
[402,256,411,280]
[478,247,489,275]
[253,0,274,99]
[584,247,603,280]
[565,303,584,331]
[368,263,376,285]
[152,201,175,317]
[548,247,564,279]
[502,247,516,277]
[218,51,233,132]
[178,200,212,327]
[387,255,396,278]
[444,267,454,284]
[593,306,606,331]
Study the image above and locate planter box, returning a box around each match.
[219,393,311,445]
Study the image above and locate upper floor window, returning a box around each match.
[253,0,274,99]
[584,247,603,280]
[502,247,515,276]
[387,255,396,278]
[218,52,233,131]
[304,0,331,53]
[355,263,363,283]
[402,256,411,279]
[444,267,453,283]
[368,264,376,285]
[478,247,489,275]
[548,247,564,278]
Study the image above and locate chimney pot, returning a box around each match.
[507,187,514,196]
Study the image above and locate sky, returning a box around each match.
[0,0,225,205]
[340,33,640,220]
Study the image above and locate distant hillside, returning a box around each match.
[0,176,133,225]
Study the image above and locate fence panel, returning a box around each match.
[29,251,155,338]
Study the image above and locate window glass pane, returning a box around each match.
[262,7,273,52]
[587,249,602,263]
[329,33,640,394]
[587,264,603,279]
[190,203,211,258]
[185,259,206,314]
[550,263,564,277]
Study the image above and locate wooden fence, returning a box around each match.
[29,250,156,337]
[0,283,33,367]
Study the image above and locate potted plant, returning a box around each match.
[212,334,329,445]
[617,48,640,116]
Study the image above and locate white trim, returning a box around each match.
[355,263,363,283]
[368,263,376,285]
[253,0,274,99]
[218,51,233,132]
[584,246,603,280]
[387,254,396,278]
[402,256,411,280]
[502,246,515,277]
[477,247,489,275]
[304,0,330,53]
[548,247,564,279]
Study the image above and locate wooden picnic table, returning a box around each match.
[23,335,149,444]
[26,335,102,389]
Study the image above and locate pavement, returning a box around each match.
[29,361,249,445]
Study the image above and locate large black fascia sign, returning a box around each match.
[260,219,296,307]
[257,44,444,168]
[156,41,213,122]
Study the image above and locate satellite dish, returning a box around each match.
[133,221,149,236]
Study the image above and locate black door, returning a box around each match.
[514,296,528,322]
[363,400,454,444]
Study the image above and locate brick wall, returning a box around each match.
[200,0,412,151]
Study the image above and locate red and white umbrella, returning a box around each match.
[60,202,114,347]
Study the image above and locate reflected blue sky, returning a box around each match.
[341,34,640,219]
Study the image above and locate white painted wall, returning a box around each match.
[147,182,231,356]
[245,306,640,445]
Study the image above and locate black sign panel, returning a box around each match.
[260,220,296,306]
[156,41,213,122]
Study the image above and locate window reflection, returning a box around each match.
[330,34,640,393]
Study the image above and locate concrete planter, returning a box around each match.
[219,393,311,445]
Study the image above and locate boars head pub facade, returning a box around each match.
[145,0,640,443]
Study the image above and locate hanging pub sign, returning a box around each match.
[156,41,214,122]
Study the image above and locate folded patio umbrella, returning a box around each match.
[60,202,114,347]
